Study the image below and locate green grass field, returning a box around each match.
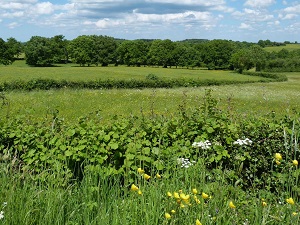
[1,61,300,225]
[264,43,300,52]
[0,71,299,122]
[0,60,267,82]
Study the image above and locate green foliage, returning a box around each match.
[0,38,21,65]
[0,71,285,91]
[0,90,299,194]
[25,35,68,66]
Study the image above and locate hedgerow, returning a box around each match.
[0,90,298,194]
[0,72,287,91]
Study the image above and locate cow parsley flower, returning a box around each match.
[0,211,4,220]
[233,138,252,146]
[192,140,212,149]
[177,158,195,168]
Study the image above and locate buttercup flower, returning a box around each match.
[229,201,236,209]
[143,174,151,180]
[293,160,298,166]
[174,192,180,199]
[137,168,144,174]
[180,193,190,203]
[138,190,142,195]
[194,196,201,204]
[131,184,139,191]
[275,153,282,161]
[286,197,295,205]
[275,160,281,165]
[171,210,176,214]
[262,201,267,207]
[165,213,171,219]
[196,219,202,225]
[192,188,198,194]
[156,173,161,179]
[167,192,172,197]
[292,212,298,216]
[202,192,209,199]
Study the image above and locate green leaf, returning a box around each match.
[109,142,119,150]
[152,147,160,155]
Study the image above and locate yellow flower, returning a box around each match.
[131,184,139,191]
[202,192,209,199]
[275,153,282,161]
[194,196,201,204]
[180,193,190,201]
[171,210,176,214]
[167,192,172,197]
[138,190,142,195]
[262,201,267,207]
[156,173,161,179]
[292,212,298,216]
[174,192,180,199]
[196,219,202,225]
[192,188,198,194]
[137,168,144,174]
[180,203,185,208]
[275,160,281,165]
[293,160,298,166]
[165,213,171,219]
[286,197,295,205]
[229,201,236,209]
[143,173,151,180]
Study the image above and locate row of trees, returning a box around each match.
[1,35,300,73]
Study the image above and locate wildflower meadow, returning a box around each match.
[0,90,299,224]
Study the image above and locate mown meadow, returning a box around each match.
[0,62,300,224]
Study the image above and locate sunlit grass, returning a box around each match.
[0,60,267,82]
[0,72,299,122]
[264,44,300,52]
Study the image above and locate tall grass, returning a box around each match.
[0,72,299,122]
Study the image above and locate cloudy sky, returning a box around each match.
[0,0,299,42]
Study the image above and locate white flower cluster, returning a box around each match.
[192,140,212,149]
[233,138,252,146]
[177,158,196,168]
[0,202,7,220]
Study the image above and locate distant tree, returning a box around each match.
[68,35,117,66]
[249,45,267,71]
[25,36,67,66]
[116,40,149,66]
[230,48,253,73]
[50,35,69,63]
[148,39,175,67]
[202,40,237,69]
[0,37,21,65]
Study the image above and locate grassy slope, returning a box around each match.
[1,72,299,122]
[0,60,266,82]
[264,43,300,52]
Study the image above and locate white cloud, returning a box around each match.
[244,0,276,8]
[281,13,298,20]
[283,4,300,13]
[34,2,54,15]
[232,8,274,22]
[145,0,225,6]
[239,22,253,29]
[7,22,19,29]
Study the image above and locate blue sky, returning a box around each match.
[0,0,299,42]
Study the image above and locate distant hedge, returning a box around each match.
[0,72,286,91]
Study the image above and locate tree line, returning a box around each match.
[0,35,300,73]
